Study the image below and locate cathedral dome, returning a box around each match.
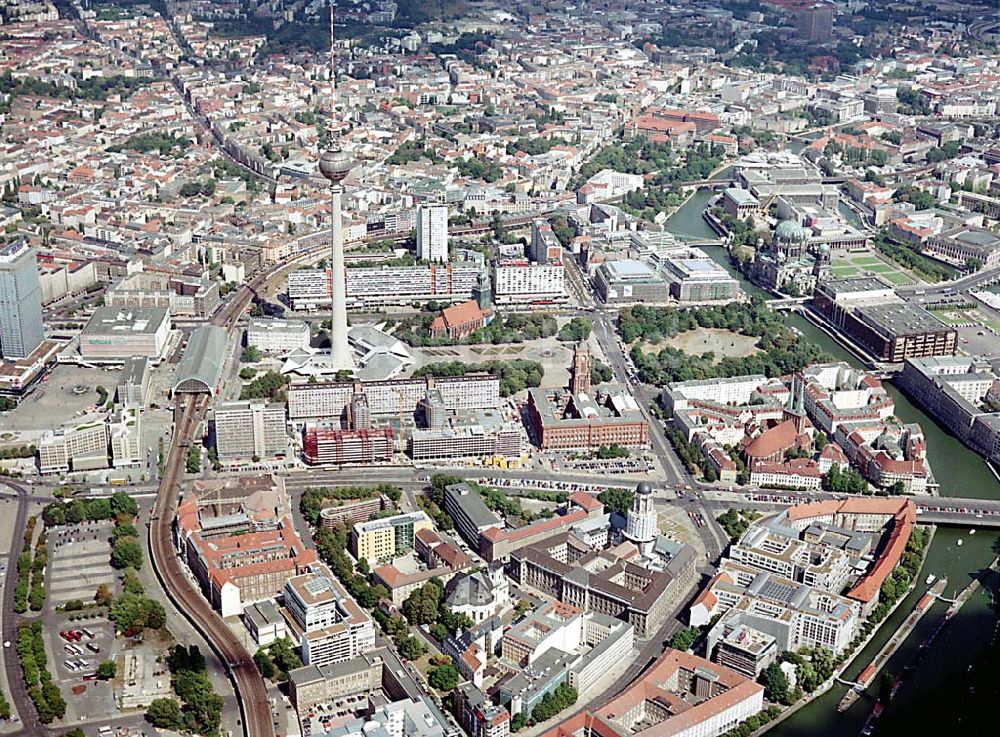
[774,219,808,244]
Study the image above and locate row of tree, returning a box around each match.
[41,491,138,526]
[413,359,544,397]
[18,621,65,723]
[14,516,37,613]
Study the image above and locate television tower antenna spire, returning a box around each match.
[329,0,336,113]
[317,0,354,371]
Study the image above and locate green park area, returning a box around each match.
[829,252,917,286]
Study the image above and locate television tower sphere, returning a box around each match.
[319,147,352,183]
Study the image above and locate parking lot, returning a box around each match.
[48,617,120,725]
[300,693,369,737]
[48,521,118,608]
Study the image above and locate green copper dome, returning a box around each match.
[774,219,808,243]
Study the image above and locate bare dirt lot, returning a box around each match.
[643,327,761,364]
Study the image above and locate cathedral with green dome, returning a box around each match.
[747,215,831,296]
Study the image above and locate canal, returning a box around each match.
[664,193,1000,736]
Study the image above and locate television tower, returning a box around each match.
[318,0,354,371]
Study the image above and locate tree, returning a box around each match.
[95,583,114,606]
[267,638,303,675]
[670,627,700,652]
[85,498,112,521]
[97,660,117,680]
[428,664,460,692]
[761,662,790,704]
[145,698,185,730]
[110,490,138,518]
[186,445,201,473]
[241,345,262,363]
[398,636,427,661]
[597,488,634,516]
[112,522,138,543]
[557,317,593,342]
[111,537,144,570]
[254,650,276,680]
[596,444,629,460]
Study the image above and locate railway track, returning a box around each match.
[149,283,275,737]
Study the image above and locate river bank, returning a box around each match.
[661,195,1000,737]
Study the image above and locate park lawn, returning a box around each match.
[880,270,916,286]
[831,266,858,277]
[851,256,882,266]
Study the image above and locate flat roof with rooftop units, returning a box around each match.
[79,306,172,363]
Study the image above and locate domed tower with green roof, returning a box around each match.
[771,218,809,259]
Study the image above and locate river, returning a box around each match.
[663,191,1000,737]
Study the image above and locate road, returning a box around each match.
[900,261,1000,296]
[1,480,43,736]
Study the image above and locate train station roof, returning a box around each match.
[172,325,228,395]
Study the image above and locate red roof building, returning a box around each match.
[538,649,763,737]
[429,299,490,340]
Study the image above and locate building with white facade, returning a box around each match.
[37,411,140,474]
[624,481,657,545]
[284,571,376,668]
[247,318,311,354]
[417,204,449,263]
[493,260,566,305]
[287,374,500,423]
[288,262,480,309]
[213,401,288,460]
[79,307,171,363]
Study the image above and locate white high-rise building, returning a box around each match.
[417,204,449,263]
[284,572,376,667]
[0,241,44,359]
[213,401,288,459]
[625,482,657,544]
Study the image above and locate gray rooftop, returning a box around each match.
[121,355,149,384]
[724,187,759,205]
[82,306,170,336]
[444,483,501,528]
[817,276,894,296]
[172,324,229,394]
[858,302,950,338]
